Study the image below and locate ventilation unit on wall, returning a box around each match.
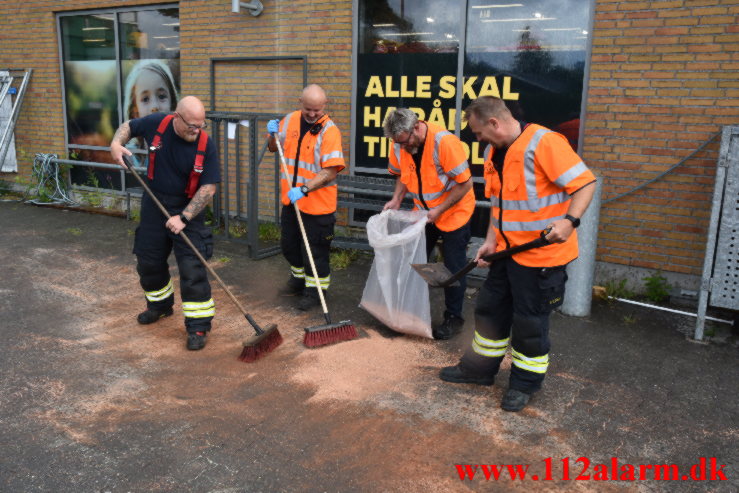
[232,0,263,17]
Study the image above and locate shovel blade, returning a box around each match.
[411,262,460,288]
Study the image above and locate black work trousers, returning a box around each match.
[425,221,471,319]
[460,257,567,393]
[280,204,335,290]
[133,192,214,334]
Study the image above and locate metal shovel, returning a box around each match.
[411,228,551,288]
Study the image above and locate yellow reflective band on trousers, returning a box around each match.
[304,274,330,290]
[290,265,305,279]
[472,331,509,358]
[145,280,174,302]
[182,298,215,318]
[511,348,549,374]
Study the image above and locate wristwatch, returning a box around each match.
[179,213,190,225]
[564,214,580,228]
[300,185,310,196]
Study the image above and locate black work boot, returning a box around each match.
[137,307,174,325]
[433,313,464,340]
[279,276,305,296]
[186,331,207,351]
[501,388,531,412]
[297,289,322,311]
[439,364,495,386]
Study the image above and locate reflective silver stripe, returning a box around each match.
[523,128,551,213]
[182,298,215,319]
[393,143,402,165]
[447,160,468,178]
[554,161,589,188]
[511,349,549,374]
[472,332,509,357]
[291,265,305,279]
[314,120,338,166]
[145,280,173,302]
[484,144,492,162]
[473,340,507,358]
[491,215,565,232]
[490,191,570,211]
[278,112,292,145]
[285,157,321,175]
[320,150,344,164]
[474,332,509,348]
[305,274,330,289]
[433,130,451,179]
[388,162,401,174]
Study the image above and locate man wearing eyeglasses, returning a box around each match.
[383,108,475,341]
[110,96,220,351]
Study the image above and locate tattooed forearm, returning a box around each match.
[112,121,132,145]
[308,167,339,191]
[182,184,216,219]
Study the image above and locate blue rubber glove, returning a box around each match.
[267,119,280,134]
[287,186,305,204]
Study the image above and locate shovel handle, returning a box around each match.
[478,227,552,264]
[439,228,551,288]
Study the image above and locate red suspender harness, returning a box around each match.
[147,113,209,198]
[147,114,174,180]
[185,130,208,198]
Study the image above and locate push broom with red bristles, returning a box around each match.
[272,135,358,348]
[120,155,282,362]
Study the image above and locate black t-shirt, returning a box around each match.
[129,113,220,196]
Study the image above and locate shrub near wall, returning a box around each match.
[584,0,739,280]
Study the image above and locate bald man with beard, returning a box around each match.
[267,84,346,311]
[111,96,221,351]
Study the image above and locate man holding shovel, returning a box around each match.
[266,84,345,311]
[440,96,596,412]
[110,96,220,351]
[382,108,475,340]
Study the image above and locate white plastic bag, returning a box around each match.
[360,209,432,338]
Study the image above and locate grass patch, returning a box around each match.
[603,278,635,300]
[330,248,360,271]
[66,227,82,236]
[643,271,670,303]
[218,256,231,263]
[258,222,281,242]
[228,221,247,238]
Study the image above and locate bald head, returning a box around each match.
[176,96,205,120]
[299,84,328,124]
[173,96,206,142]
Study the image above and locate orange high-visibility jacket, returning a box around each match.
[388,122,475,232]
[483,123,596,267]
[277,111,345,215]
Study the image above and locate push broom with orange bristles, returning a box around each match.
[272,134,357,348]
[121,155,282,362]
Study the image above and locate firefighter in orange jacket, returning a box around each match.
[382,108,475,340]
[266,84,345,311]
[440,96,596,412]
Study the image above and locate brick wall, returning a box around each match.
[2,0,737,283]
[583,0,739,280]
[0,0,160,183]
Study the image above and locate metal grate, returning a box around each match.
[709,129,739,310]
[695,126,739,340]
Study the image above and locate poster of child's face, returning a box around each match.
[122,59,180,120]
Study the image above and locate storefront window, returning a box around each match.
[356,0,465,172]
[463,0,589,153]
[59,6,179,188]
[355,0,592,232]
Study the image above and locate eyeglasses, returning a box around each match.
[394,132,413,145]
[176,112,207,130]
